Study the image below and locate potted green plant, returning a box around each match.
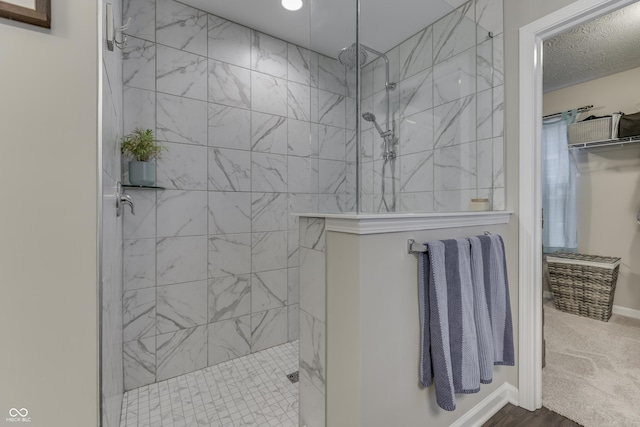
[121,128,166,186]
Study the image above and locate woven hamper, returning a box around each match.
[546,253,621,322]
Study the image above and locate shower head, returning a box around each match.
[337,43,367,69]
[362,111,387,138]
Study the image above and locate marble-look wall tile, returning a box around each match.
[208,147,251,192]
[288,304,299,341]
[251,31,288,79]
[156,45,207,101]
[399,27,433,81]
[157,235,208,285]
[157,93,207,146]
[400,151,434,192]
[319,160,346,194]
[477,138,493,189]
[208,275,251,322]
[287,156,313,194]
[318,125,346,161]
[157,280,208,333]
[288,193,316,229]
[300,217,325,251]
[123,189,156,239]
[434,142,477,191]
[252,192,288,232]
[399,192,435,212]
[287,267,300,305]
[208,60,251,109]
[208,316,251,366]
[493,137,504,188]
[208,233,252,278]
[156,325,207,381]
[123,36,155,91]
[433,3,476,65]
[157,142,208,190]
[156,0,207,56]
[400,109,435,155]
[492,187,505,210]
[362,62,374,99]
[398,68,433,119]
[288,229,299,268]
[476,0,503,35]
[123,238,156,291]
[123,0,156,42]
[251,153,287,192]
[434,189,478,212]
[123,87,155,135]
[310,51,320,88]
[251,112,287,154]
[123,337,156,391]
[251,306,288,352]
[476,88,493,141]
[208,104,251,150]
[251,71,288,116]
[208,15,251,68]
[252,231,287,272]
[318,55,346,95]
[288,119,312,157]
[433,47,476,106]
[208,192,251,234]
[288,44,311,85]
[318,194,345,213]
[299,371,325,427]
[288,81,311,121]
[299,247,325,322]
[493,84,504,137]
[493,33,504,87]
[251,269,287,312]
[318,90,346,128]
[123,288,156,342]
[300,310,326,391]
[476,38,493,92]
[157,190,208,237]
[433,94,476,148]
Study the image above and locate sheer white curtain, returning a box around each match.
[542,113,578,253]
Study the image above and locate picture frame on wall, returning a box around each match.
[0,0,51,28]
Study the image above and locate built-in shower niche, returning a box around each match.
[358,0,505,213]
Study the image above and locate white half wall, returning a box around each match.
[0,1,100,426]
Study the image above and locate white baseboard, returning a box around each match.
[450,383,519,427]
[544,291,640,320]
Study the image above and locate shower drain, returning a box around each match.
[286,371,299,383]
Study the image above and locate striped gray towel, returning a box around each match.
[418,239,480,411]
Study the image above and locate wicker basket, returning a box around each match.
[547,253,621,322]
[568,117,613,145]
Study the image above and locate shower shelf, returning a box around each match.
[568,135,640,150]
[122,184,165,190]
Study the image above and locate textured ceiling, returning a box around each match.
[543,1,640,92]
[180,0,459,58]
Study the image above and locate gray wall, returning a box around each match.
[360,0,505,213]
[102,0,125,425]
[121,0,353,390]
[0,1,100,426]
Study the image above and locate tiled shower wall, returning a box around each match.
[120,0,352,391]
[360,0,504,213]
[101,0,124,425]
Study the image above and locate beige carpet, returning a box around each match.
[543,299,640,427]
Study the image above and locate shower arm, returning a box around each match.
[360,45,395,133]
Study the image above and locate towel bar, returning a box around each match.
[408,232,492,254]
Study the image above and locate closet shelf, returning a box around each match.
[568,135,640,150]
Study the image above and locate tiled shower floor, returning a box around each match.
[120,341,299,427]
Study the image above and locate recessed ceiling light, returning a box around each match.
[281,0,303,11]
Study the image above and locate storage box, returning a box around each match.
[547,253,621,322]
[568,117,613,145]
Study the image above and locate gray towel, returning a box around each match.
[468,236,495,383]
[418,239,480,411]
[477,235,515,366]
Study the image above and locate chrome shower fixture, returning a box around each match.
[362,112,395,161]
[362,112,391,139]
[338,44,368,69]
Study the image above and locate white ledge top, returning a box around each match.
[292,211,513,235]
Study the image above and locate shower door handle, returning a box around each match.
[116,181,135,216]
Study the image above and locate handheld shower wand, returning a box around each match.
[362,112,395,160]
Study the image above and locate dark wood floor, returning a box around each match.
[482,404,582,427]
